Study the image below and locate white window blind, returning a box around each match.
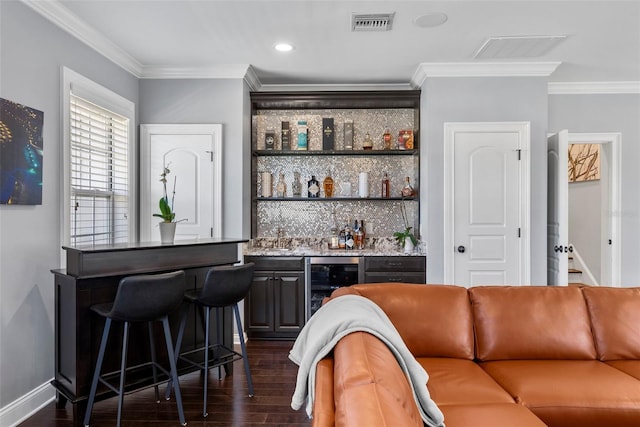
[69,95,129,246]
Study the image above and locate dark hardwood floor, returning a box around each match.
[19,341,312,427]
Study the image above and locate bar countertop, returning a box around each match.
[62,237,248,254]
[59,238,248,278]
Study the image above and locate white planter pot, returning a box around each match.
[159,222,176,244]
[404,238,415,254]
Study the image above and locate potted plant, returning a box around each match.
[154,165,178,243]
[393,198,418,253]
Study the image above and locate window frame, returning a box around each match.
[61,67,137,251]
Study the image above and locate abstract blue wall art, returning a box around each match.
[0,98,44,205]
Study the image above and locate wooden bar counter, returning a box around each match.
[51,238,247,425]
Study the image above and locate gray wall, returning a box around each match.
[139,78,250,239]
[0,1,139,409]
[422,77,549,284]
[549,93,640,286]
[569,180,602,282]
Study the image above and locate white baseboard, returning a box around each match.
[0,380,56,427]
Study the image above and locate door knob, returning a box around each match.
[457,245,466,253]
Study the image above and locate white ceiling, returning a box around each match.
[24,0,640,88]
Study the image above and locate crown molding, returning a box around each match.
[21,0,143,77]
[548,81,640,95]
[411,62,561,87]
[256,83,413,92]
[139,64,255,80]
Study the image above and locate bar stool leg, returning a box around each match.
[116,321,130,427]
[203,306,211,417]
[162,316,186,426]
[165,303,188,400]
[233,304,254,397]
[83,318,112,426]
[148,322,160,403]
[216,307,223,378]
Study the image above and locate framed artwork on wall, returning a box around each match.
[0,98,44,204]
[568,143,600,182]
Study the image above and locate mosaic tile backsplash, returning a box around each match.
[253,107,419,240]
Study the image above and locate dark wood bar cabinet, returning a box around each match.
[51,238,246,426]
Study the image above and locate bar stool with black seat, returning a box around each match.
[166,263,255,418]
[83,270,187,427]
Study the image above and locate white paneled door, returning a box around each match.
[547,130,570,286]
[445,122,530,287]
[140,124,222,242]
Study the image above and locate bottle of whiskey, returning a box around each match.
[323,173,334,198]
[363,133,373,150]
[292,171,302,197]
[381,172,390,198]
[401,176,415,197]
[383,128,392,150]
[308,175,320,198]
[338,225,346,249]
[276,172,287,197]
[352,220,361,249]
[357,220,366,249]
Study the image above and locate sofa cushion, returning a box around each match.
[469,286,597,360]
[481,360,640,427]
[312,358,335,427]
[333,331,424,427]
[438,403,547,427]
[332,284,474,359]
[607,360,640,381]
[417,357,514,406]
[582,287,640,360]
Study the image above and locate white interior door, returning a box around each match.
[445,122,530,287]
[547,130,569,286]
[140,124,222,242]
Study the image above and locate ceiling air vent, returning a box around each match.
[351,13,395,32]
[474,35,567,59]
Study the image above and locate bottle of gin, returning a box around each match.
[292,171,302,197]
[276,172,287,197]
[323,172,334,198]
[308,175,320,198]
[345,225,354,250]
[401,176,415,197]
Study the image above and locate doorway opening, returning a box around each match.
[567,133,621,286]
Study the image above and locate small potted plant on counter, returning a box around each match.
[154,165,183,244]
[393,198,418,253]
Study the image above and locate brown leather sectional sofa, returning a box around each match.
[312,284,640,427]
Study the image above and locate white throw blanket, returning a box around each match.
[289,294,445,427]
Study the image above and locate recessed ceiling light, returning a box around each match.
[414,12,448,28]
[274,43,294,52]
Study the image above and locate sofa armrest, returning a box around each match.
[312,358,335,427]
[333,332,423,427]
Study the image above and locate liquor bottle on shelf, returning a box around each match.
[338,225,346,249]
[292,171,302,197]
[383,128,392,150]
[330,210,340,249]
[308,175,320,198]
[401,176,415,197]
[381,172,390,198]
[363,133,373,150]
[323,173,334,198]
[276,172,287,197]
[358,220,366,250]
[345,225,354,250]
[297,120,308,150]
[353,220,361,249]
